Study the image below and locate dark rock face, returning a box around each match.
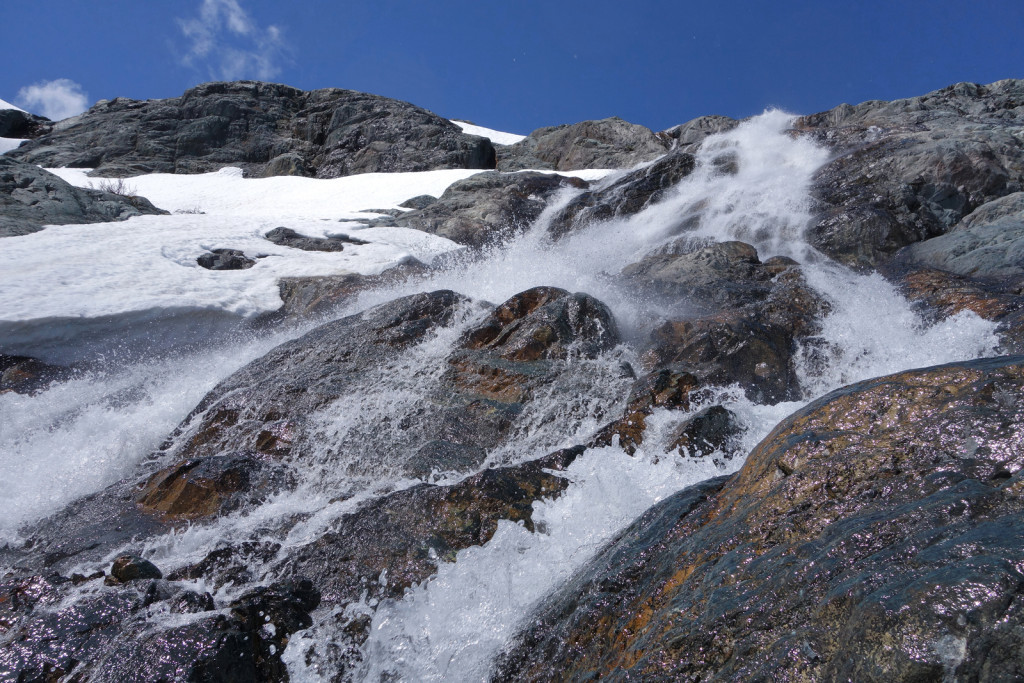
[196,248,256,270]
[0,574,320,682]
[373,171,587,247]
[0,107,50,139]
[497,117,670,171]
[7,81,497,178]
[547,150,696,237]
[0,156,167,237]
[798,79,1024,269]
[632,242,828,403]
[496,355,1024,682]
[896,192,1024,281]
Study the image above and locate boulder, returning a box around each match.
[497,117,670,171]
[0,354,75,394]
[0,156,167,237]
[7,81,496,178]
[796,79,1024,269]
[0,107,50,139]
[496,355,1024,681]
[196,247,256,270]
[373,171,587,247]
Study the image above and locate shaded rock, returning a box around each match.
[547,150,696,237]
[896,192,1024,281]
[7,80,496,178]
[196,247,256,270]
[797,79,1024,268]
[375,171,587,247]
[496,355,1024,682]
[497,117,670,172]
[264,226,367,252]
[0,156,167,237]
[110,555,162,583]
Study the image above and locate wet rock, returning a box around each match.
[284,446,585,606]
[374,171,587,247]
[668,405,740,458]
[547,150,696,237]
[137,453,293,521]
[589,369,700,454]
[496,355,1024,681]
[0,354,74,394]
[110,555,162,583]
[196,247,256,270]
[635,245,828,402]
[497,117,670,172]
[164,290,469,467]
[264,226,367,252]
[797,79,1024,268]
[7,80,496,178]
[0,156,167,237]
[167,541,283,590]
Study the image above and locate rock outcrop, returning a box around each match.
[0,156,167,237]
[496,355,1024,682]
[371,171,587,247]
[6,81,496,178]
[798,79,1024,269]
[497,117,670,171]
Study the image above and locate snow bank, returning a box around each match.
[0,137,26,154]
[0,97,27,112]
[451,120,526,146]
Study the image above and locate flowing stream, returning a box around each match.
[0,111,1001,681]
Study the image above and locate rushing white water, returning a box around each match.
[0,110,1001,681]
[333,111,1000,682]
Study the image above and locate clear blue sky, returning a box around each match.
[4,0,1023,134]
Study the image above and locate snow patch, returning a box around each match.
[0,137,26,154]
[450,120,527,146]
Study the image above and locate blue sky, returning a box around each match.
[4,0,1023,134]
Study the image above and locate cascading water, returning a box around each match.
[0,110,1001,681]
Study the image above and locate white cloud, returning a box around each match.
[178,0,288,81]
[16,79,90,121]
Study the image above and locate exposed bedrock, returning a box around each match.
[797,79,1024,269]
[495,354,1024,682]
[6,80,497,178]
[496,116,671,172]
[0,156,167,237]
